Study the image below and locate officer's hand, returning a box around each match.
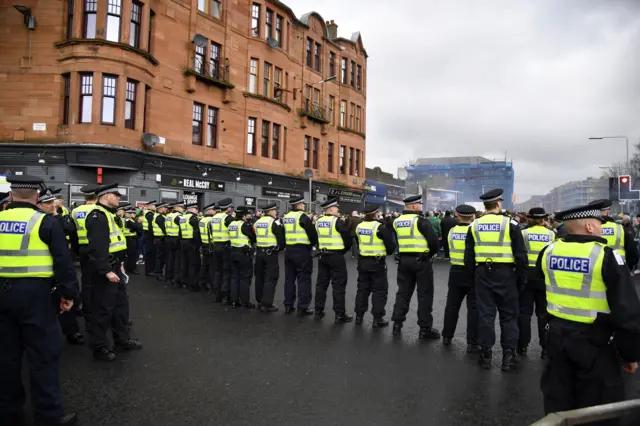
[623,362,638,373]
[106,271,120,283]
[60,298,74,313]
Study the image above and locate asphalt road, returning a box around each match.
[49,256,638,426]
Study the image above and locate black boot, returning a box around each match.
[442,336,452,346]
[335,313,354,324]
[392,322,402,336]
[115,338,143,350]
[479,349,492,369]
[355,315,364,325]
[284,305,295,314]
[372,318,389,328]
[260,305,279,313]
[66,333,85,345]
[419,327,441,340]
[297,308,314,317]
[501,349,519,372]
[34,413,78,425]
[221,297,231,305]
[314,310,326,319]
[93,347,116,362]
[241,302,256,309]
[466,344,481,354]
[517,347,527,356]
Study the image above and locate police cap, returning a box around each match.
[7,174,43,190]
[117,202,131,211]
[38,188,59,203]
[527,207,548,218]
[125,209,136,214]
[479,188,504,202]
[554,201,607,223]
[403,194,422,205]
[289,195,305,205]
[262,202,277,212]
[235,205,250,214]
[362,203,380,215]
[217,198,233,209]
[0,192,10,205]
[145,200,157,207]
[455,204,476,217]
[156,203,169,209]
[321,197,339,209]
[173,201,185,208]
[589,199,612,211]
[96,183,122,197]
[80,184,100,194]
[203,203,217,211]
[185,203,199,209]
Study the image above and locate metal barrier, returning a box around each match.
[530,399,640,425]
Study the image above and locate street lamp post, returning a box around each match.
[589,136,629,166]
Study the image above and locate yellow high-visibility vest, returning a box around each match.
[165,212,180,237]
[180,213,195,240]
[316,215,345,250]
[283,211,310,245]
[393,214,429,253]
[142,209,150,231]
[356,221,386,256]
[0,208,54,278]
[199,216,213,244]
[93,205,127,253]
[471,214,514,263]
[448,224,470,266]
[211,212,230,242]
[601,222,626,261]
[522,225,555,267]
[72,203,98,245]
[123,218,136,238]
[229,219,251,248]
[152,213,165,237]
[254,216,277,248]
[541,240,610,324]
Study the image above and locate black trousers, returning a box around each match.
[165,237,180,282]
[88,269,130,351]
[212,243,231,296]
[58,299,80,337]
[442,265,478,343]
[181,239,201,289]
[79,248,93,328]
[254,248,279,306]
[230,248,253,304]
[199,246,214,291]
[125,236,138,273]
[542,319,624,425]
[443,237,451,258]
[0,279,65,420]
[354,256,388,318]
[314,251,348,315]
[154,237,166,276]
[475,264,519,351]
[518,282,547,349]
[391,254,435,328]
[144,232,155,274]
[284,246,313,309]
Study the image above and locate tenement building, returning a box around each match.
[0,0,367,212]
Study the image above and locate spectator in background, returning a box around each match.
[440,210,458,260]
[622,215,639,273]
[426,211,442,256]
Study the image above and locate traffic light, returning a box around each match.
[618,175,640,200]
[609,177,619,201]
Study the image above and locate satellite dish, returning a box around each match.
[142,133,160,148]
[304,169,313,178]
[267,37,278,48]
[192,34,207,48]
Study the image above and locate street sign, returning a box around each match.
[618,175,640,200]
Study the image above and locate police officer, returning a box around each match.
[354,204,396,327]
[86,183,142,361]
[537,200,640,416]
[124,208,142,275]
[153,203,168,279]
[0,191,9,210]
[590,199,638,268]
[0,175,78,425]
[142,201,157,276]
[442,204,480,352]
[314,198,352,323]
[71,184,100,330]
[518,207,555,358]
[211,198,234,303]
[165,202,184,287]
[198,203,217,292]
[228,206,257,308]
[180,203,201,291]
[254,203,285,313]
[391,195,440,338]
[464,188,528,371]
[282,196,318,315]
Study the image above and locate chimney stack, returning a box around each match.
[326,20,338,40]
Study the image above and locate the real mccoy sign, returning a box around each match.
[161,175,225,192]
[328,188,363,204]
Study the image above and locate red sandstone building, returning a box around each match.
[0,0,368,211]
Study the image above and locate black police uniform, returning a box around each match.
[212,199,235,303]
[442,205,479,351]
[314,198,353,322]
[283,197,318,314]
[166,204,184,287]
[197,204,216,292]
[143,202,157,275]
[463,188,528,370]
[254,205,286,312]
[181,205,202,291]
[390,196,440,338]
[354,204,396,327]
[0,192,9,211]
[125,211,142,274]
[229,208,257,307]
[153,206,167,277]
[0,176,78,425]
[536,202,640,417]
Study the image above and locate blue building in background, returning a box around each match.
[399,156,515,210]
[365,167,406,213]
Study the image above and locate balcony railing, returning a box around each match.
[186,58,234,89]
[300,98,330,124]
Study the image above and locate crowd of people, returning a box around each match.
[3,175,640,425]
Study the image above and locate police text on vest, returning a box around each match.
[0,221,28,234]
[549,256,590,273]
[478,224,500,232]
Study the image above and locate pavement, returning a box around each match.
[46,256,638,426]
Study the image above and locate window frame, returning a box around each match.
[340,57,347,84]
[349,102,355,129]
[355,149,361,177]
[339,100,346,127]
[349,147,355,175]
[210,42,221,79]
[312,137,319,169]
[356,105,361,132]
[207,106,218,148]
[247,117,257,155]
[129,1,142,48]
[197,0,206,13]
[251,3,260,37]
[339,145,346,174]
[275,15,283,47]
[272,123,280,159]
[357,64,362,90]
[105,0,122,43]
[194,41,206,74]
[125,79,137,130]
[148,10,155,53]
[304,136,310,168]
[249,58,258,93]
[350,60,356,87]
[327,142,334,173]
[83,0,97,39]
[306,38,313,68]
[274,67,282,100]
[329,51,335,78]
[263,62,272,97]
[328,96,335,124]
[265,8,273,39]
[101,74,117,125]
[66,0,74,40]
[62,73,71,125]
[314,42,321,72]
[261,120,270,157]
[192,103,204,145]
[211,0,222,19]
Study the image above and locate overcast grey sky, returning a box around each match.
[290,0,640,201]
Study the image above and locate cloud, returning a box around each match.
[290,0,640,200]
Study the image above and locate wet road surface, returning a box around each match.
[50,257,637,426]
